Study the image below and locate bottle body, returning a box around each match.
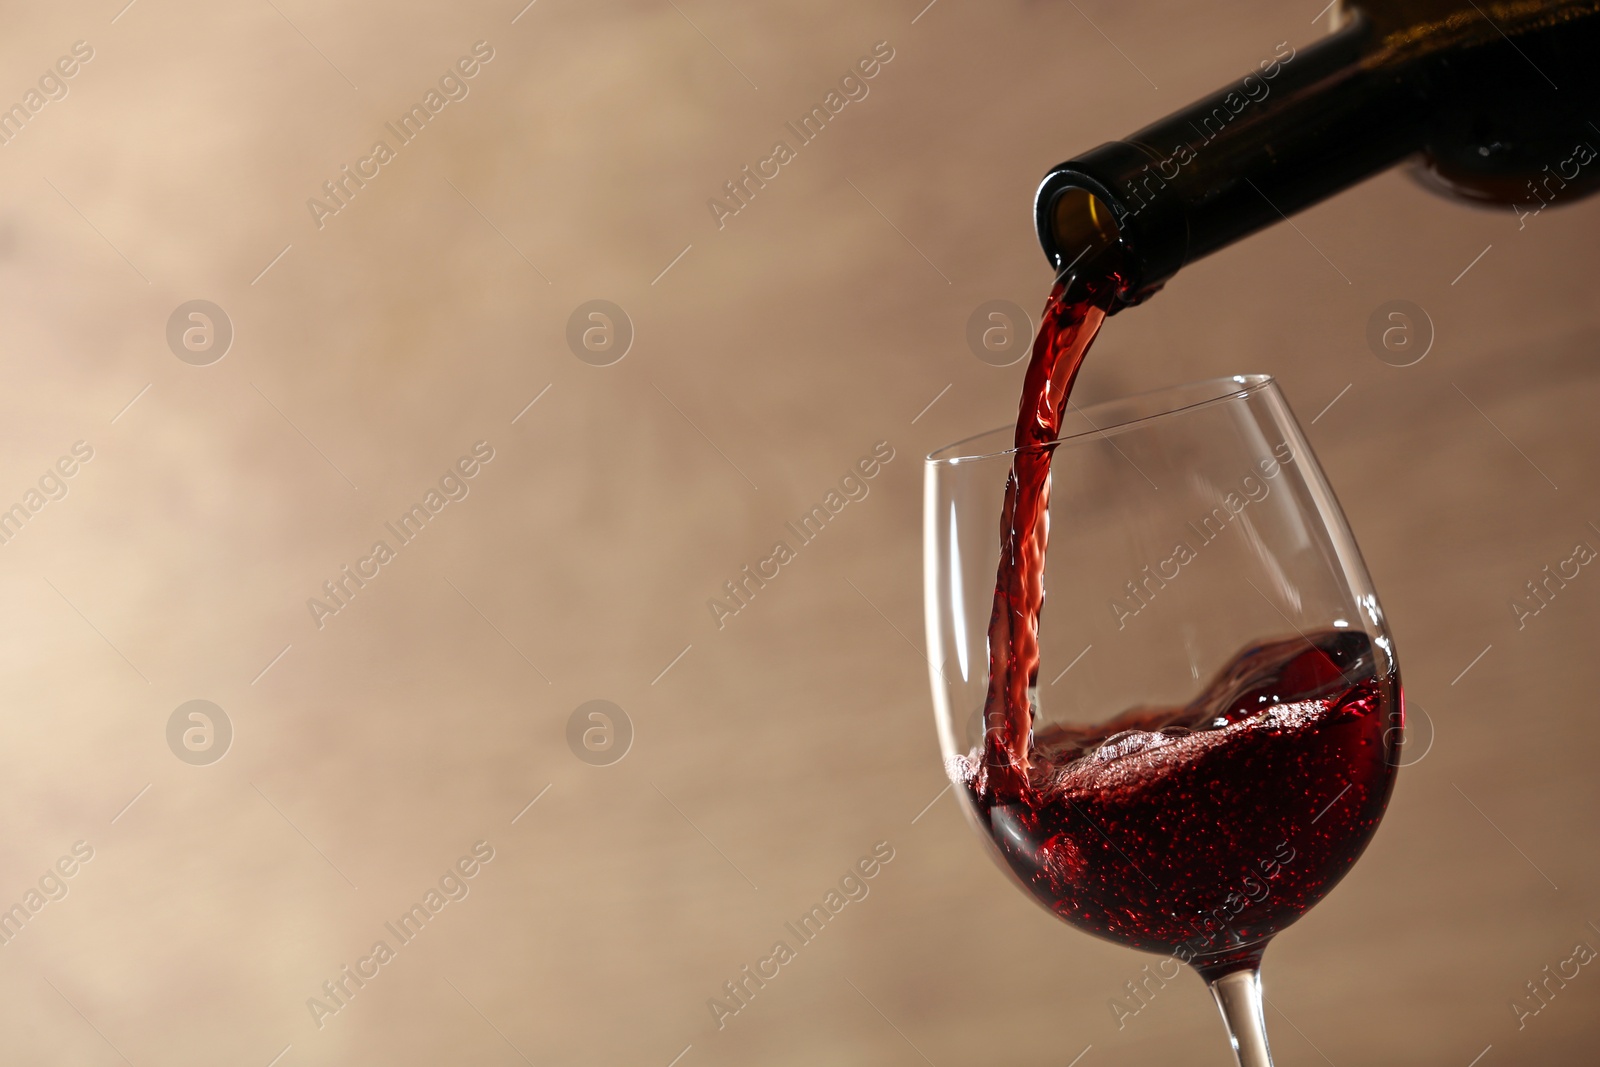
[1036,0,1600,305]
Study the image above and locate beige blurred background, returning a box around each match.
[0,0,1596,1063]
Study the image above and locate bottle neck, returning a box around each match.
[1036,0,1600,304]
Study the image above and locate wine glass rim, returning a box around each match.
[924,374,1276,465]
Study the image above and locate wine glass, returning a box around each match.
[923,375,1402,1066]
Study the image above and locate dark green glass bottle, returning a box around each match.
[1036,0,1600,306]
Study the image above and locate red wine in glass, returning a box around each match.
[930,251,1403,1064]
[962,628,1400,973]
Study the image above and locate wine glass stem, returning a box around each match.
[1208,967,1275,1067]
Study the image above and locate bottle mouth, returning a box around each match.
[1035,145,1192,306]
[1039,180,1142,309]
[1034,168,1146,307]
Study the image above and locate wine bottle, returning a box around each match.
[1036,0,1600,306]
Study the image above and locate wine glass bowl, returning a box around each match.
[924,375,1402,1062]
